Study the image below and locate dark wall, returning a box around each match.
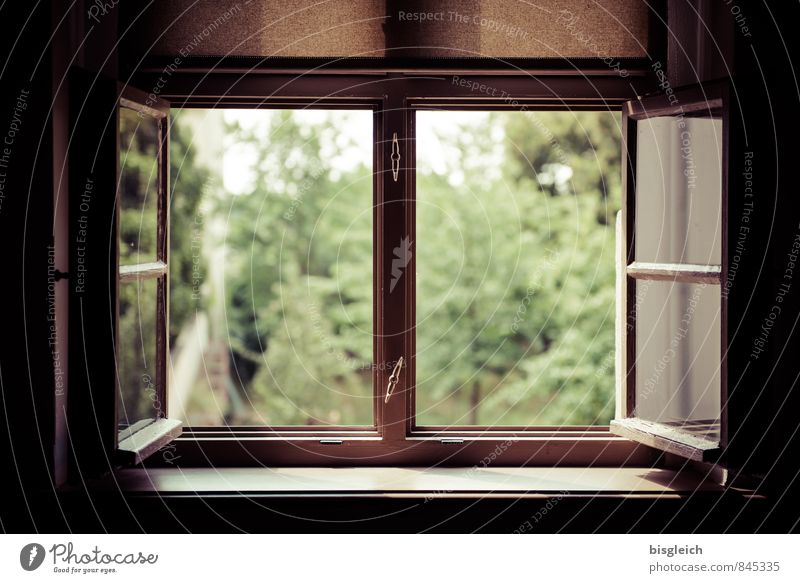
[744,2,800,496]
[0,0,119,530]
[0,0,59,529]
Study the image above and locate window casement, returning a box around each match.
[69,72,181,475]
[68,67,736,472]
[114,89,182,463]
[611,82,731,463]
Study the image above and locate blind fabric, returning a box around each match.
[122,0,650,60]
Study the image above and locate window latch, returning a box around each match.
[384,356,404,404]
[391,132,400,182]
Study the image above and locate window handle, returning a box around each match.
[384,356,404,404]
[391,132,400,182]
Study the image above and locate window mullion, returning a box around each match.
[378,85,412,442]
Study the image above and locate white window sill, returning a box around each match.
[108,466,733,498]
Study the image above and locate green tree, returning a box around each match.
[169,110,212,343]
[116,108,210,428]
[184,108,621,427]
[221,111,373,424]
[416,111,620,425]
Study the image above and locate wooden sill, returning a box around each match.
[107,466,729,498]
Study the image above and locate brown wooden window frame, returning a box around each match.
[110,70,671,468]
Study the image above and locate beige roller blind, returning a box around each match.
[479,1,650,58]
[122,0,651,60]
[122,1,388,59]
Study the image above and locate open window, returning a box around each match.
[69,70,181,473]
[115,88,182,464]
[611,82,729,462]
[70,70,661,470]
[123,73,656,468]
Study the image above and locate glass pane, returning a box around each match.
[415,110,622,426]
[634,280,721,442]
[168,109,373,426]
[119,107,160,264]
[117,278,160,435]
[634,115,723,265]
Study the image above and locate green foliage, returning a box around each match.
[220,111,373,424]
[415,111,620,425]
[117,279,158,428]
[173,108,621,426]
[117,109,161,429]
[168,111,211,342]
[119,108,159,264]
[117,108,211,428]
[505,110,622,223]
